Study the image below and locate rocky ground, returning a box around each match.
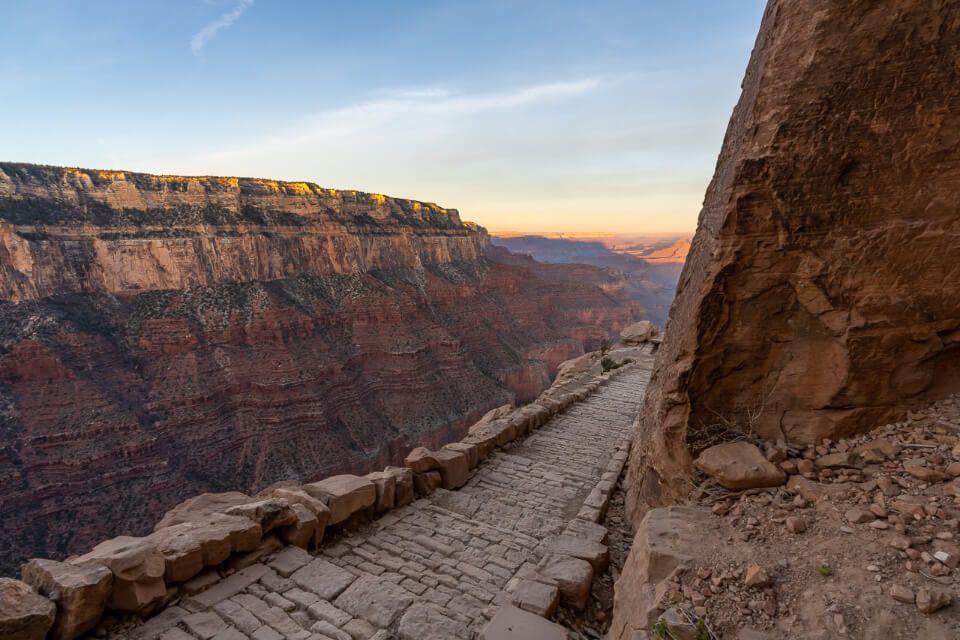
[646,394,960,639]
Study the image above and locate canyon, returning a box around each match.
[4,1,960,638]
[0,163,641,576]
[490,234,687,327]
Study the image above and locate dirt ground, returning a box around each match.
[529,394,960,639]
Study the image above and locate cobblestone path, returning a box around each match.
[129,357,653,640]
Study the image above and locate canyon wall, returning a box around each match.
[624,0,960,525]
[0,163,639,575]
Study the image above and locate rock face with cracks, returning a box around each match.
[626,0,960,525]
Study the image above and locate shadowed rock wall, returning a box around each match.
[624,0,960,528]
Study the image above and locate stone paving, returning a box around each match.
[125,359,653,640]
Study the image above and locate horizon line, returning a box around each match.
[487,229,694,236]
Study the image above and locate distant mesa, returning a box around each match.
[623,239,690,264]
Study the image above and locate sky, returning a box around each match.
[0,0,766,234]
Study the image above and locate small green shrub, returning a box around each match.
[695,618,710,640]
[602,356,633,372]
[652,619,669,639]
[817,564,833,577]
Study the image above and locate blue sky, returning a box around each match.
[1,1,766,233]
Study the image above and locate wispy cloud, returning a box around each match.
[209,78,601,154]
[188,78,602,172]
[374,88,453,99]
[191,0,254,56]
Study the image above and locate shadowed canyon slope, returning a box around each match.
[624,0,960,527]
[0,163,640,574]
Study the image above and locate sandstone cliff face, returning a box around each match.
[625,0,960,524]
[0,163,485,302]
[0,163,639,574]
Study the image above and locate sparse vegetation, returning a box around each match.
[652,619,669,639]
[602,356,633,372]
[652,614,713,640]
[695,618,710,640]
[817,564,833,577]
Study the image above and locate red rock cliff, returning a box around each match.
[625,0,960,523]
[0,163,639,574]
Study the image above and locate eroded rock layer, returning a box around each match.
[0,163,638,574]
[626,0,960,521]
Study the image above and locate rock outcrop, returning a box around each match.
[0,577,56,640]
[619,321,659,346]
[693,442,785,491]
[626,0,960,523]
[0,163,640,575]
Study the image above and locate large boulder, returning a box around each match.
[69,536,166,614]
[268,486,329,517]
[694,442,786,490]
[431,449,470,489]
[384,466,415,507]
[147,524,207,582]
[269,486,332,546]
[620,321,659,345]
[554,353,601,385]
[443,441,480,469]
[151,513,262,560]
[155,492,253,528]
[222,498,297,533]
[21,559,111,640]
[0,578,56,640]
[610,507,714,639]
[480,605,568,640]
[507,578,560,618]
[404,447,440,473]
[536,554,593,611]
[365,471,397,514]
[303,475,376,524]
[404,448,469,489]
[413,470,443,496]
[540,535,609,572]
[278,503,320,549]
[477,404,514,424]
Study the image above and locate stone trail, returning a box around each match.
[125,363,652,640]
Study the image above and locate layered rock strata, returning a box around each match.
[626,0,960,523]
[0,163,639,575]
